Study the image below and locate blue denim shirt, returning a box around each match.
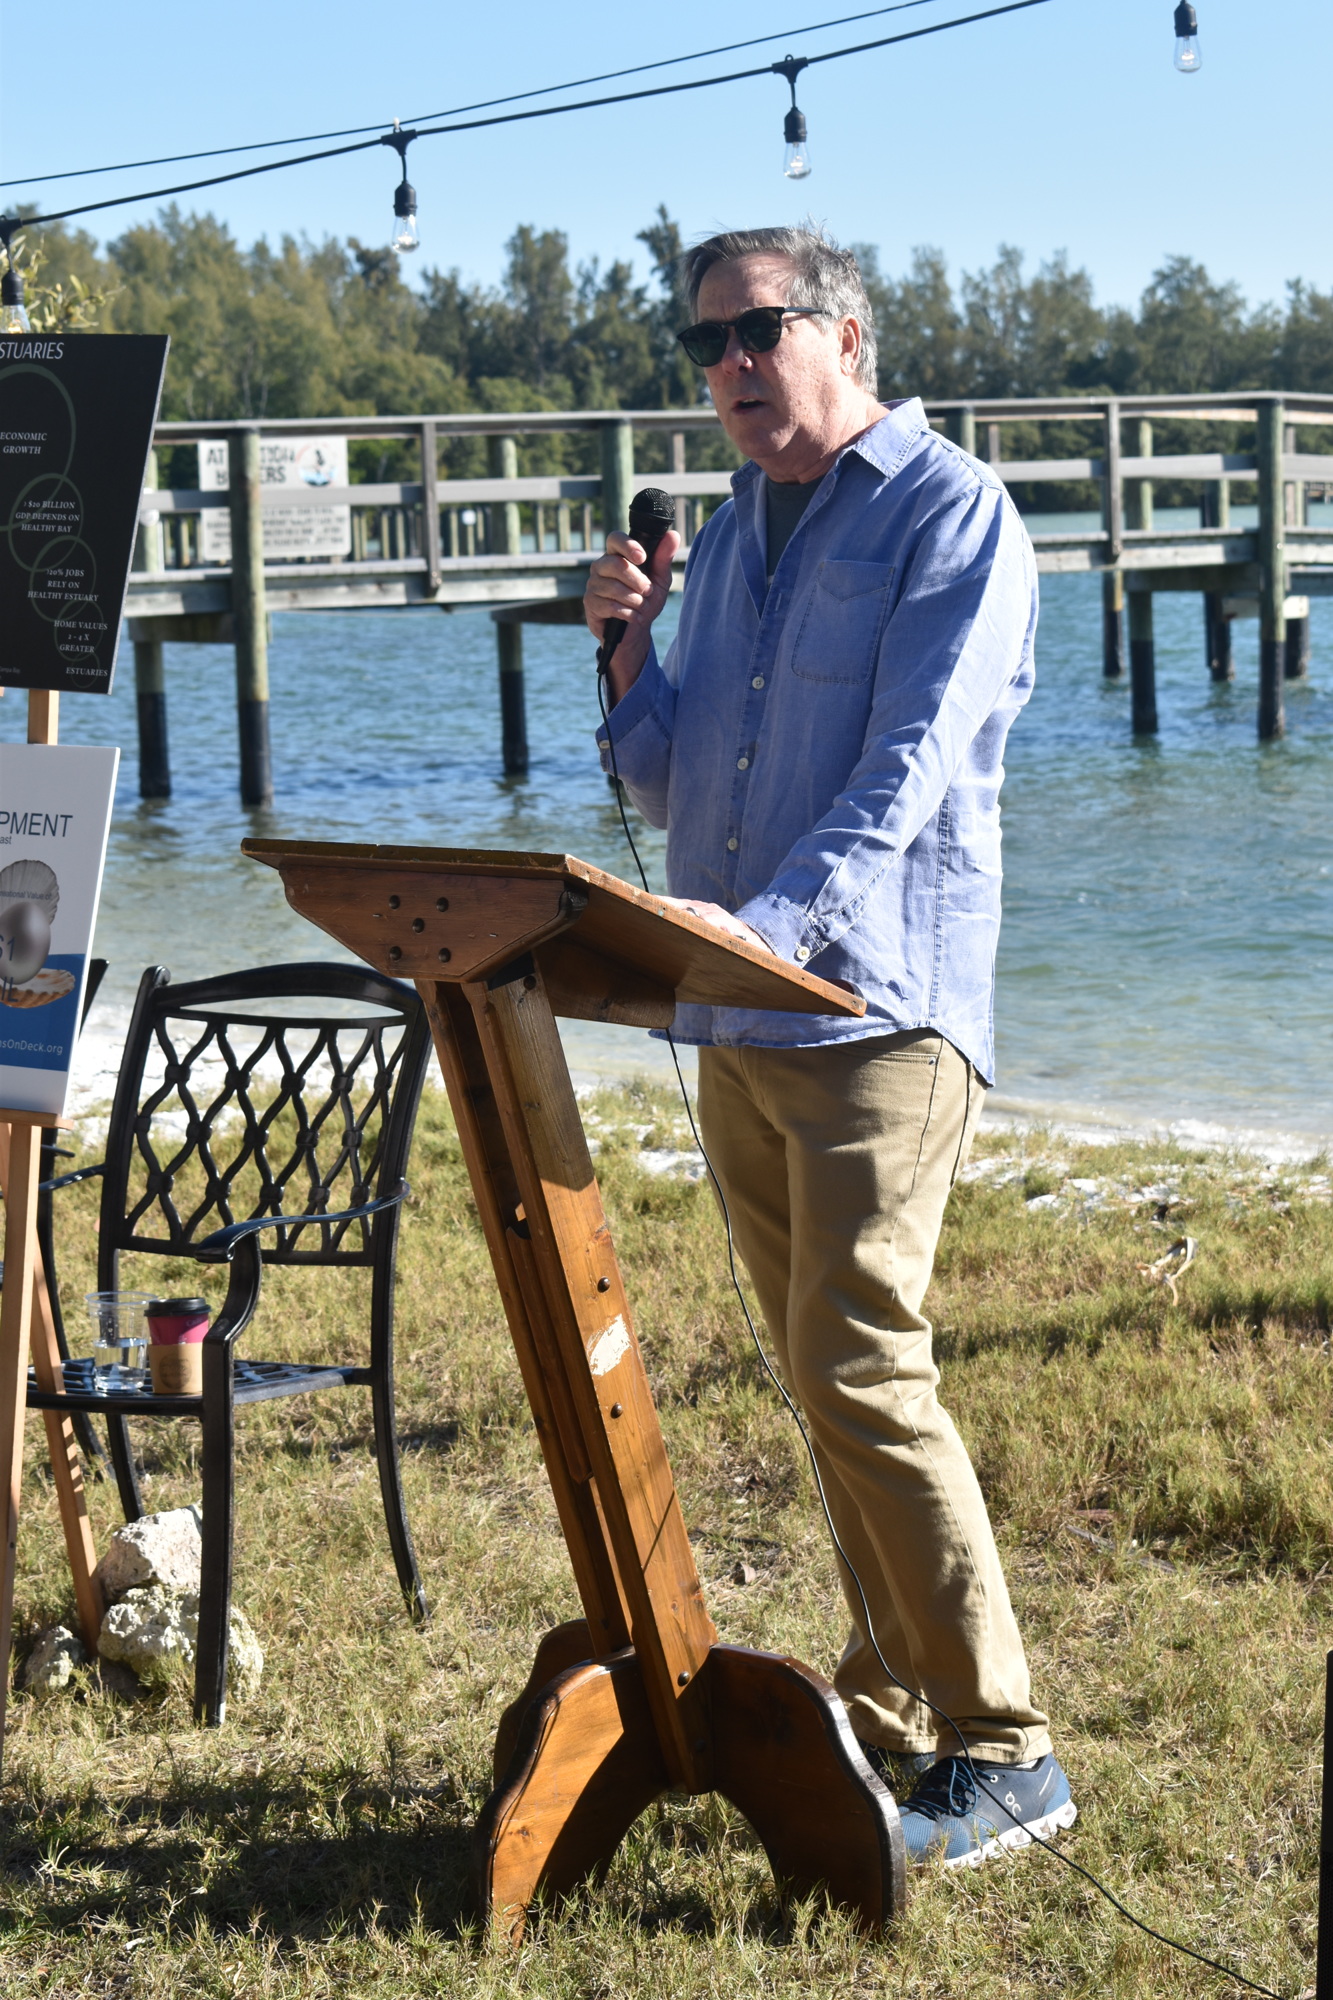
[596,399,1036,1083]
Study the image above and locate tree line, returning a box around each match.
[11,203,1333,465]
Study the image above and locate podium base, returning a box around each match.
[477,1638,906,1941]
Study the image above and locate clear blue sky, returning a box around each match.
[0,0,1318,313]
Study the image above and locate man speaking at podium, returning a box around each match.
[584,224,1073,1871]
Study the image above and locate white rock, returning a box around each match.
[96,1585,263,1698]
[95,1506,203,1599]
[21,1624,87,1694]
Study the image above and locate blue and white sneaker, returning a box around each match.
[898,1752,1077,1869]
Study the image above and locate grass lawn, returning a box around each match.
[2,1078,1330,1998]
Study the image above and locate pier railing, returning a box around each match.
[125,393,1333,800]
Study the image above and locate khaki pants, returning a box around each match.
[698,1032,1050,1764]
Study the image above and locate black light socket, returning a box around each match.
[784,107,808,145]
[1174,2,1198,33]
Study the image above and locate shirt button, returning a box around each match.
[727,837,739,852]
[794,945,811,961]
[752,675,765,689]
[737,756,749,770]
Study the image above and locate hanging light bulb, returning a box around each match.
[772,55,812,180]
[382,123,421,253]
[392,176,419,253]
[0,220,31,333]
[783,107,812,181]
[1173,2,1202,72]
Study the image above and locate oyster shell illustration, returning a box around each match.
[0,857,59,918]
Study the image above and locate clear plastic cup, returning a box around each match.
[85,1293,157,1387]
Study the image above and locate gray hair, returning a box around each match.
[681,223,878,391]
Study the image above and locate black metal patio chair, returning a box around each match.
[29,960,433,1724]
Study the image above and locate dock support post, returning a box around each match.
[497,622,528,776]
[1286,611,1311,681]
[1102,400,1124,678]
[1129,594,1158,733]
[421,419,442,596]
[229,428,273,806]
[133,448,171,798]
[600,417,634,540]
[1126,420,1156,730]
[488,434,521,553]
[1257,399,1287,739]
[1201,480,1234,681]
[1205,594,1234,683]
[487,436,527,774]
[946,406,977,456]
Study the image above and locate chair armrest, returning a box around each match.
[193,1180,410,1264]
[39,1161,106,1195]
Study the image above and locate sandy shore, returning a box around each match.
[59,1000,1330,1171]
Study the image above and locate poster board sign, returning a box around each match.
[0,334,168,695]
[0,743,119,1117]
[197,436,352,561]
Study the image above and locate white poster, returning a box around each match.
[197,436,352,562]
[0,743,119,1116]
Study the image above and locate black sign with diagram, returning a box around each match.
[0,333,168,694]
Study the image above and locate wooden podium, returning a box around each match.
[244,839,906,1936]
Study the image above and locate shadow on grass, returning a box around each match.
[1,1775,477,1944]
[2,1778,801,1951]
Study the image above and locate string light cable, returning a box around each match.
[593,642,1287,2000]
[0,0,1024,191]
[0,0,1055,237]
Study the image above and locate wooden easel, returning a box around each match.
[245,837,907,1937]
[0,688,105,1767]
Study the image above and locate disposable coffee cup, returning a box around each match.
[146,1296,209,1395]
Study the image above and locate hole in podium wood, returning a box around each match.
[438,948,451,963]
[436,896,449,911]
[388,894,401,909]
[388,946,402,961]
[523,974,538,991]
[411,917,425,932]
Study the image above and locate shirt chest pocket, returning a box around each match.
[788,559,894,685]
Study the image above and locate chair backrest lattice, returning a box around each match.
[100,964,429,1270]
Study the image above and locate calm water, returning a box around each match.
[4,534,1331,1144]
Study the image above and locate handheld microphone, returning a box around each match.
[597,485,675,677]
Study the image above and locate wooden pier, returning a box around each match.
[123,392,1333,799]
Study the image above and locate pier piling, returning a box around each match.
[487,436,528,773]
[1257,401,1287,739]
[1102,401,1125,678]
[229,429,274,806]
[599,417,634,538]
[1200,481,1234,681]
[1127,422,1157,731]
[132,450,171,798]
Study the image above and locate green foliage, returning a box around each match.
[16,205,1333,422]
[0,222,119,330]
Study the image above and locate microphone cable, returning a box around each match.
[593,646,1292,2000]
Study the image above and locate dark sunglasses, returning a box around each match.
[675,304,826,369]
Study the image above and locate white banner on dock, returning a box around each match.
[197,437,352,561]
[0,743,119,1117]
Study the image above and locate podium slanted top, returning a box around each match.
[243,840,866,1026]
